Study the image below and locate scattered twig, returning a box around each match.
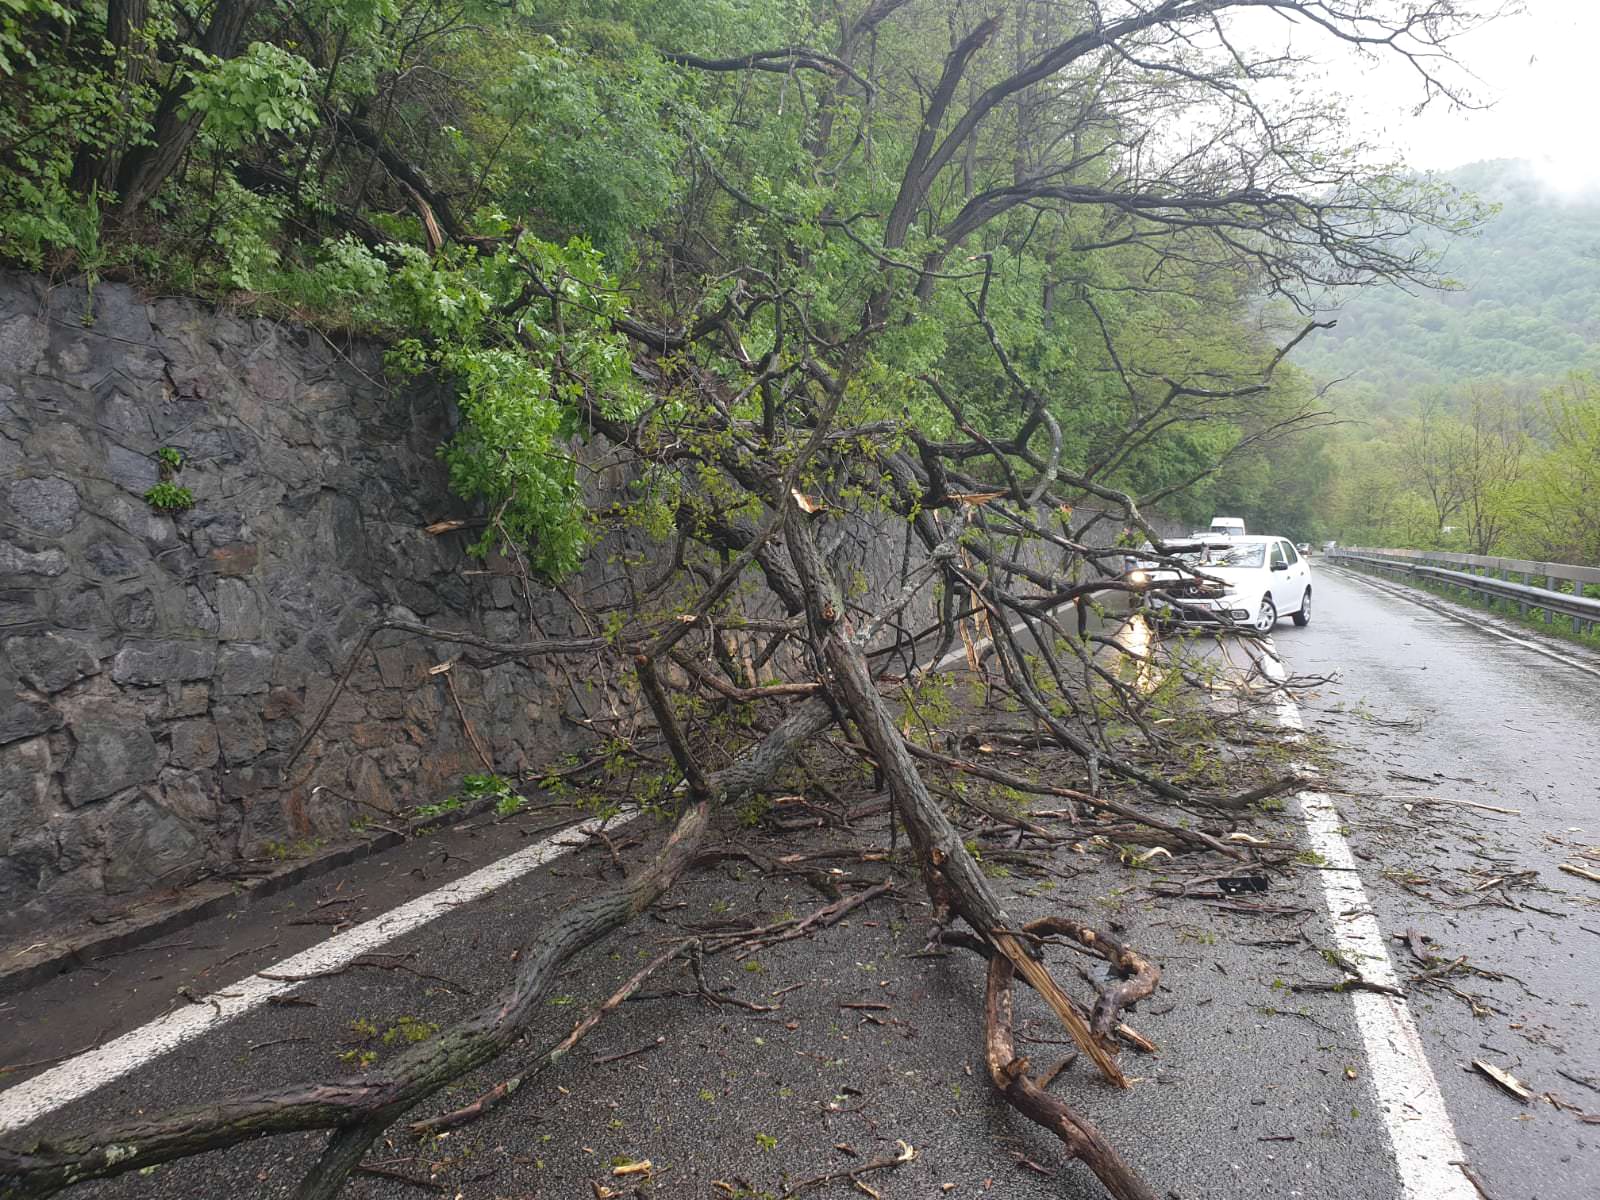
[354,1162,446,1192]
[779,1141,916,1199]
[1471,1059,1533,1103]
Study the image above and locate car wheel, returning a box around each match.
[1292,587,1311,627]
[1253,595,1277,633]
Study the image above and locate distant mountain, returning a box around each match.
[1290,159,1600,408]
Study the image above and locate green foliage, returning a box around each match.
[4,0,1499,578]
[410,795,463,821]
[143,481,194,511]
[381,1016,439,1046]
[184,42,319,150]
[1295,162,1600,395]
[449,771,528,817]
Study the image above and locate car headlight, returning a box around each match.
[1127,569,1149,586]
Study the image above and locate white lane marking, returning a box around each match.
[1262,652,1475,1200]
[0,813,629,1134]
[1328,564,1600,681]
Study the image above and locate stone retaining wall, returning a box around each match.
[0,274,646,938]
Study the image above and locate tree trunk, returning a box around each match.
[115,0,259,215]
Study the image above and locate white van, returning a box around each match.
[1208,517,1246,538]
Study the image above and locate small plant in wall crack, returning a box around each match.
[145,447,194,511]
[144,481,194,512]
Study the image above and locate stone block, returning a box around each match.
[349,721,391,750]
[153,768,218,825]
[102,797,199,894]
[207,543,259,577]
[168,719,219,767]
[0,312,46,374]
[83,538,142,581]
[0,541,67,577]
[216,578,262,639]
[221,760,279,801]
[213,706,267,765]
[5,632,100,693]
[0,589,40,628]
[0,735,53,842]
[57,586,116,631]
[111,640,216,685]
[262,687,302,720]
[9,477,80,535]
[113,589,156,630]
[0,698,62,747]
[349,754,392,814]
[106,444,159,495]
[63,720,159,806]
[373,645,413,688]
[216,643,272,695]
[162,681,211,718]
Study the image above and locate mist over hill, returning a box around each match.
[1291,159,1600,410]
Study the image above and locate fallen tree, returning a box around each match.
[1,1,1500,1197]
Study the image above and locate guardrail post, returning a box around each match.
[1545,574,1557,624]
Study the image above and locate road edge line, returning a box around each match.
[0,811,630,1135]
[1263,648,1477,1200]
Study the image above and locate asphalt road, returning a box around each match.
[1271,564,1600,1200]
[2,563,1597,1200]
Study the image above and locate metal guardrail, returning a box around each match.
[1327,546,1600,634]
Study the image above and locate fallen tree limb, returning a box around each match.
[1194,774,1311,812]
[1022,918,1159,1040]
[784,507,1127,1088]
[406,938,698,1138]
[903,742,1243,859]
[0,700,834,1200]
[984,948,1159,1200]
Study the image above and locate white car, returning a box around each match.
[1132,535,1313,633]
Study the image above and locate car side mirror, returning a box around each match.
[1271,561,1288,571]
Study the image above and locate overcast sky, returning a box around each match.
[1236,0,1600,194]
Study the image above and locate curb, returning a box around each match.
[0,798,512,999]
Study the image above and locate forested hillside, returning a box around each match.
[1286,161,1600,560]
[1292,160,1600,403]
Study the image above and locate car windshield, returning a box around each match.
[1202,543,1264,568]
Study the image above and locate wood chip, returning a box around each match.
[1472,1059,1533,1103]
[1559,862,1600,884]
[790,489,825,513]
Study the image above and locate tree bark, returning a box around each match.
[781,502,1126,1088]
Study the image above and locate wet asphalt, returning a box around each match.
[1274,565,1600,1200]
[1,562,1597,1200]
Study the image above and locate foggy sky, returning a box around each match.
[1231,0,1600,194]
